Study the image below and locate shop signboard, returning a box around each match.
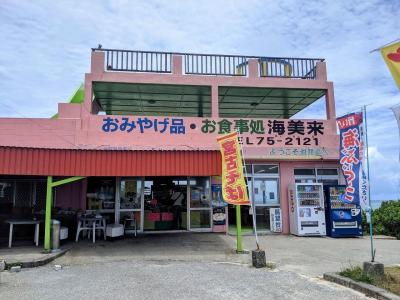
[1,114,338,160]
[101,117,325,148]
[336,112,368,209]
[97,116,337,159]
[217,132,250,205]
[269,208,282,233]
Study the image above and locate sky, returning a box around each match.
[0,0,399,201]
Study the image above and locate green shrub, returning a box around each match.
[372,200,400,239]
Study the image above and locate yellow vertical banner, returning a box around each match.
[217,132,249,205]
[381,41,400,88]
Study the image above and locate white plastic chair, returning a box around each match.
[88,218,107,243]
[75,216,106,243]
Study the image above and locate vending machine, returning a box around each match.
[324,185,363,237]
[289,183,326,236]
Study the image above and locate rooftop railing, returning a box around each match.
[184,54,248,76]
[92,47,324,79]
[102,49,172,73]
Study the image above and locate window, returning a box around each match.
[317,169,338,176]
[189,177,211,208]
[0,181,14,214]
[120,178,142,210]
[189,177,211,229]
[317,179,339,186]
[87,177,115,211]
[245,164,252,174]
[253,165,279,174]
[0,179,47,214]
[253,178,279,205]
[294,168,339,186]
[295,178,316,183]
[294,169,315,176]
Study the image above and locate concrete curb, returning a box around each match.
[323,273,400,300]
[4,247,71,270]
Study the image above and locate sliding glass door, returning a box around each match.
[188,177,212,231]
[118,178,143,232]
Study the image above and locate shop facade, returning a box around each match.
[0,48,342,246]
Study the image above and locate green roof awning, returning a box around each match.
[93,82,211,117]
[93,82,325,118]
[219,86,325,118]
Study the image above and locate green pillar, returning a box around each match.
[44,175,85,251]
[236,205,243,253]
[44,176,53,251]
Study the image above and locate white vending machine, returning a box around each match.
[289,183,326,236]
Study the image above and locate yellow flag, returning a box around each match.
[381,41,400,88]
[217,132,249,205]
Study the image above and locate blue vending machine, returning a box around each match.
[324,185,363,237]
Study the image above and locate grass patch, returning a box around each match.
[377,267,400,296]
[339,266,373,284]
[340,265,400,296]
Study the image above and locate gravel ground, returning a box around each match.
[0,259,371,300]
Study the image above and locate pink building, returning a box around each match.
[0,47,343,246]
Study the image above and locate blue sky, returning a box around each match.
[0,0,399,200]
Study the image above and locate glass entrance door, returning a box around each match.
[188,177,212,231]
[142,177,188,231]
[119,178,142,232]
[253,178,279,231]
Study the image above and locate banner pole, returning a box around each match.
[236,205,243,252]
[237,130,260,250]
[364,105,375,262]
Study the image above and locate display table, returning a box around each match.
[5,219,41,248]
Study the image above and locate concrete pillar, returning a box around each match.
[248,59,259,78]
[211,84,219,118]
[315,61,327,81]
[172,55,183,75]
[91,51,105,74]
[83,74,93,116]
[325,82,336,120]
[279,162,294,234]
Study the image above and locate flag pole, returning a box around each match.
[363,105,375,262]
[235,204,243,252]
[237,129,260,250]
[234,129,244,253]
[369,38,400,53]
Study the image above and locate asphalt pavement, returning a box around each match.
[0,259,371,300]
[1,233,398,299]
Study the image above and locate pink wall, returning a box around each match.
[0,114,339,160]
[54,178,87,210]
[278,160,341,234]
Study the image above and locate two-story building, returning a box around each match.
[0,47,343,248]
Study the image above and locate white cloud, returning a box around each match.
[368,146,385,161]
[0,0,399,199]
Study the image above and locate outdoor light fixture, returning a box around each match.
[148,100,156,104]
[250,102,259,107]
